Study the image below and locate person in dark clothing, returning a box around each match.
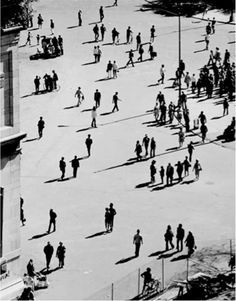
[56,242,66,268]
[111,27,119,44]
[150,25,155,43]
[150,137,156,158]
[50,19,54,35]
[47,75,53,92]
[187,141,194,162]
[126,49,134,67]
[94,89,101,108]
[164,225,174,250]
[99,6,104,22]
[126,26,132,44]
[112,92,121,112]
[150,160,156,183]
[104,208,110,232]
[199,111,207,125]
[106,60,113,78]
[34,76,41,94]
[71,156,80,177]
[185,231,195,257]
[135,141,142,161]
[37,13,43,29]
[176,224,185,252]
[52,70,58,90]
[200,124,208,143]
[85,134,93,156]
[93,24,99,41]
[148,43,155,60]
[175,161,183,182]
[100,24,106,41]
[58,35,63,54]
[183,156,191,176]
[20,197,26,226]
[183,110,190,132]
[211,17,216,34]
[59,157,66,180]
[44,242,54,270]
[142,134,150,157]
[179,59,185,77]
[159,166,165,184]
[133,229,143,257]
[108,203,116,232]
[37,117,45,139]
[78,10,82,26]
[141,268,154,294]
[27,259,36,277]
[136,33,141,50]
[48,209,57,233]
[166,163,174,185]
[159,103,167,124]
[223,97,229,116]
[156,91,165,105]
[20,287,35,301]
[137,44,144,62]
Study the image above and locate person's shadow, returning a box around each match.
[115,255,136,264]
[148,249,168,257]
[85,231,108,239]
[171,254,189,262]
[40,266,61,275]
[157,250,179,259]
[28,232,49,240]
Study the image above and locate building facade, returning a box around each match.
[0,26,26,299]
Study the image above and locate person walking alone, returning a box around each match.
[187,141,194,162]
[158,64,166,84]
[48,209,57,233]
[59,157,66,180]
[176,224,185,252]
[133,229,143,257]
[56,242,66,268]
[91,106,97,128]
[78,10,82,26]
[108,203,116,232]
[164,225,174,250]
[50,19,54,35]
[74,87,84,107]
[112,92,121,112]
[43,242,54,270]
[126,49,135,67]
[185,231,196,257]
[85,134,93,157]
[37,117,45,139]
[94,89,101,108]
[71,156,80,178]
[223,97,229,116]
[193,159,202,180]
[150,160,156,184]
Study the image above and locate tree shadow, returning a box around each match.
[157,250,179,259]
[23,138,38,143]
[211,116,223,120]
[115,255,136,265]
[29,232,49,240]
[171,254,189,262]
[149,249,167,257]
[180,179,195,185]
[82,40,97,45]
[67,25,79,29]
[40,266,61,275]
[76,127,92,133]
[82,61,96,66]
[85,231,108,239]
[194,48,206,53]
[135,181,151,188]
[95,77,113,82]
[64,105,78,110]
[100,111,112,116]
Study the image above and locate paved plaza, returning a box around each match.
[18,0,235,299]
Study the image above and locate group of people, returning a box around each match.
[34,70,59,93]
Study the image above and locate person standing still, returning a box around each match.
[100,24,106,41]
[48,209,57,233]
[85,134,93,157]
[150,137,156,158]
[176,224,185,252]
[150,160,156,183]
[104,208,110,232]
[150,25,155,43]
[158,64,165,84]
[59,157,66,180]
[43,242,54,270]
[78,10,82,26]
[193,159,202,180]
[142,134,150,157]
[94,89,101,108]
[223,97,229,116]
[91,106,97,128]
[50,19,54,35]
[37,117,45,139]
[34,76,41,94]
[71,156,80,178]
[133,229,143,257]
[159,166,165,184]
[108,203,116,232]
[164,225,174,250]
[187,141,194,162]
[56,242,66,268]
[99,6,104,22]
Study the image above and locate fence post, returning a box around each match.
[138,268,140,296]
[162,258,165,290]
[111,283,114,301]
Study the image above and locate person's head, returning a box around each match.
[152,160,156,164]
[185,156,188,160]
[167,225,171,230]
[94,46,97,49]
[147,267,151,272]
[88,134,91,138]
[113,60,116,63]
[74,155,77,159]
[40,116,43,120]
[61,157,64,160]
[78,87,81,90]
[137,229,140,234]
[162,64,164,67]
[59,242,63,245]
[196,159,199,163]
[50,209,53,213]
[29,259,33,263]
[47,241,50,245]
[105,207,109,211]
[161,166,164,169]
[115,92,118,95]
[178,223,182,228]
[93,106,96,110]
[137,140,139,144]
[109,203,113,208]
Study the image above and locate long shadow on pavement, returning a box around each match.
[67,25,79,29]
[64,105,78,110]
[40,267,61,275]
[82,61,96,66]
[85,231,108,239]
[76,127,92,133]
[171,254,189,262]
[29,232,49,240]
[149,249,168,257]
[82,40,97,44]
[100,112,113,116]
[157,250,179,259]
[135,181,151,188]
[180,179,195,185]
[95,77,113,82]
[115,255,136,265]
[23,138,38,143]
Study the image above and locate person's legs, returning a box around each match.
[48,221,52,233]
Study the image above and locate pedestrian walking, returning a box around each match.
[112,92,121,112]
[56,242,66,268]
[108,203,116,232]
[97,46,102,62]
[142,134,150,157]
[153,105,159,123]
[137,44,144,62]
[135,141,142,161]
[99,6,104,22]
[136,32,141,50]
[113,0,118,6]
[93,46,98,62]
[34,76,41,94]
[36,34,40,45]
[175,161,183,182]
[93,24,99,41]
[126,26,133,44]
[20,197,26,226]
[112,61,118,78]
[211,17,216,34]
[94,89,101,108]
[183,156,191,176]
[133,229,143,257]
[37,13,43,29]
[184,72,191,89]
[126,49,135,67]
[100,24,106,41]
[74,87,84,106]
[200,124,208,143]
[91,106,97,128]
[158,64,165,84]
[198,111,207,125]
[150,160,156,183]
[206,22,211,35]
[185,231,196,257]
[52,70,58,90]
[159,166,164,184]
[25,32,32,46]
[193,159,202,180]
[78,10,82,26]
[205,34,210,50]
[150,25,155,43]
[187,141,194,162]
[48,209,57,233]
[85,134,93,157]
[37,117,45,139]
[106,60,113,78]
[223,97,229,116]
[164,225,174,251]
[176,224,185,252]
[50,19,54,35]
[166,163,174,186]
[150,137,156,158]
[43,242,54,270]
[71,156,80,178]
[59,157,66,180]
[178,128,185,148]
